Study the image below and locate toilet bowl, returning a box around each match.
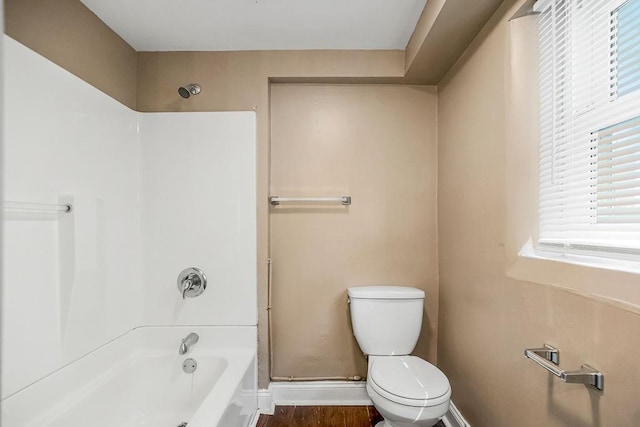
[348,286,451,427]
[367,355,450,427]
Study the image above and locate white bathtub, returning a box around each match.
[1,326,257,427]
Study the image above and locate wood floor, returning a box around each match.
[257,406,447,427]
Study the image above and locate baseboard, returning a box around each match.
[258,384,276,415]
[258,381,371,412]
[258,381,470,427]
[442,401,471,427]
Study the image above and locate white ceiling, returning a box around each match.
[80,0,428,52]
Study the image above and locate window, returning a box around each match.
[537,0,640,260]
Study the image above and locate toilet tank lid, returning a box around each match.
[348,286,425,299]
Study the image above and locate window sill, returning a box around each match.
[519,240,640,275]
[506,239,640,312]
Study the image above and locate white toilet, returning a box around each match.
[348,285,451,427]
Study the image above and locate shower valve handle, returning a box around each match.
[181,278,192,299]
[177,267,207,300]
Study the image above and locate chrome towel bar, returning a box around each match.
[524,344,604,391]
[269,195,351,206]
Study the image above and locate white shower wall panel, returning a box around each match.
[2,36,142,398]
[139,112,257,327]
[3,36,257,401]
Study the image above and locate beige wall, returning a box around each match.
[4,0,138,109]
[269,84,438,379]
[437,0,640,425]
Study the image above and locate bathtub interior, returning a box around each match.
[40,354,229,427]
[1,326,257,427]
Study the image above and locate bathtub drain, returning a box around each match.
[177,423,187,427]
[182,358,197,373]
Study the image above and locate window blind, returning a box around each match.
[537,0,640,258]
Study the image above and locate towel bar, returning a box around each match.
[524,344,603,391]
[269,195,351,206]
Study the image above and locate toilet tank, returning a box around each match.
[348,286,425,356]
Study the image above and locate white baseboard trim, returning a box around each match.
[258,381,371,413]
[258,384,276,415]
[257,381,470,427]
[272,381,372,406]
[442,401,471,427]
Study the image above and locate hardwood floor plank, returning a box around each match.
[344,406,373,427]
[256,413,271,427]
[266,406,295,427]
[293,406,323,426]
[316,406,347,426]
[256,405,447,426]
[366,406,383,426]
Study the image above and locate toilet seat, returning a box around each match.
[368,356,450,407]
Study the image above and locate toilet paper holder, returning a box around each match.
[524,344,604,391]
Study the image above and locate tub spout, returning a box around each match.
[179,332,199,355]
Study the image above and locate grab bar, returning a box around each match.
[524,344,604,391]
[269,195,351,206]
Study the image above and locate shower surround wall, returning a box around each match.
[2,36,142,398]
[139,112,256,326]
[2,36,257,399]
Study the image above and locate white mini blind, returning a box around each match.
[538,0,640,258]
